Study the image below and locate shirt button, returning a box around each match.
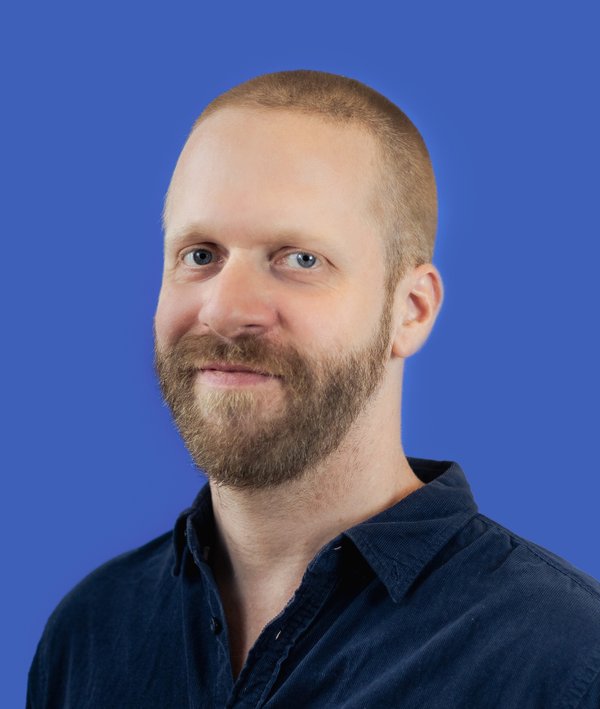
[210,616,222,634]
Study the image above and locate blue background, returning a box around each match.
[3,1,599,705]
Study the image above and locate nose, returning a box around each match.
[199,252,278,340]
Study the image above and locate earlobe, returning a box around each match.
[390,264,444,359]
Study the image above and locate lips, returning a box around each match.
[198,367,280,388]
[200,362,276,377]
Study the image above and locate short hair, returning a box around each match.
[167,69,437,295]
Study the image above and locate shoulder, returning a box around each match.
[44,530,176,640]
[453,513,600,708]
[48,530,175,623]
[28,531,177,706]
[470,512,600,610]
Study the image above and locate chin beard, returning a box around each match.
[153,291,393,490]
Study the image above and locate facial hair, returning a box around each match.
[153,291,394,491]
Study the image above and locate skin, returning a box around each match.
[154,107,444,678]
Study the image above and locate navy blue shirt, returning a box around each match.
[27,457,600,708]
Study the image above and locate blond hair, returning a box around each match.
[172,69,437,294]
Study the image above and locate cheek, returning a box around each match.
[155,287,197,348]
[288,303,354,358]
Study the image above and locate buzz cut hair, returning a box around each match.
[166,69,438,295]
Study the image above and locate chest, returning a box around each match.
[222,595,294,679]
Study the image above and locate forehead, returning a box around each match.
[163,107,382,245]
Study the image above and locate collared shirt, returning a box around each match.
[27,457,600,708]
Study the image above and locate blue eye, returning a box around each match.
[183,249,213,266]
[187,249,213,266]
[285,252,319,269]
[181,248,320,270]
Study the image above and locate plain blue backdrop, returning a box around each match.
[3,1,599,706]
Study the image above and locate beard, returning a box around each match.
[153,291,394,491]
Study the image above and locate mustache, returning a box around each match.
[154,332,305,380]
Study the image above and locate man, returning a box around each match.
[28,70,600,708]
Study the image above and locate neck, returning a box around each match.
[208,384,424,597]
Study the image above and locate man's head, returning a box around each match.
[154,70,443,490]
[165,70,438,297]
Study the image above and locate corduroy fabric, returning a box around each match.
[27,457,600,708]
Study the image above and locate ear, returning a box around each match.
[390,263,444,359]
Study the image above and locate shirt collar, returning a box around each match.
[171,481,213,577]
[171,457,479,603]
[343,457,479,602]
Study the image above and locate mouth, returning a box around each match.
[199,362,279,387]
[197,368,279,387]
[200,362,278,377]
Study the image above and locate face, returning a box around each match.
[154,107,396,490]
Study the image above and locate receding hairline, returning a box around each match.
[162,104,384,234]
[162,69,438,290]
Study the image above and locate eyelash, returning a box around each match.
[180,247,322,272]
